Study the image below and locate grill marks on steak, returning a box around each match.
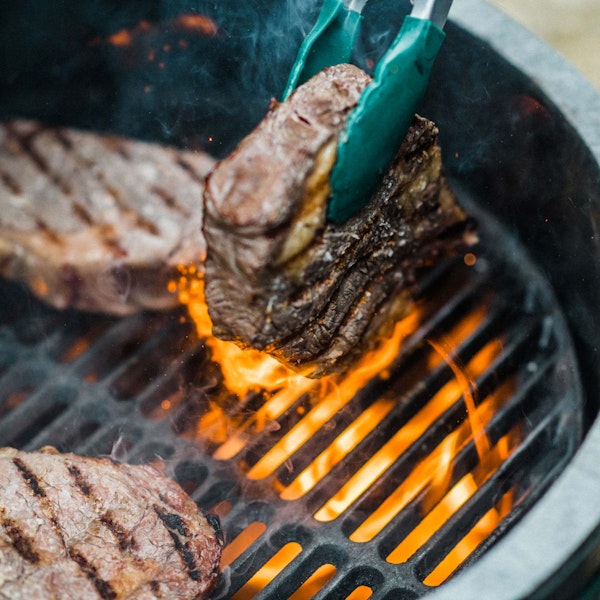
[1,514,40,565]
[0,120,215,315]
[203,64,472,377]
[0,447,222,599]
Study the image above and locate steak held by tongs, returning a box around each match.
[203,64,473,377]
[0,120,214,315]
[0,446,222,599]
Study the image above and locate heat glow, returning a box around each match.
[175,266,518,590]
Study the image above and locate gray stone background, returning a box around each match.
[488,0,599,89]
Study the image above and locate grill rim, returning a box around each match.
[427,1,600,599]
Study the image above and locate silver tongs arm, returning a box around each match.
[345,0,368,12]
[411,0,453,28]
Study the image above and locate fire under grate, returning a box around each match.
[0,205,583,599]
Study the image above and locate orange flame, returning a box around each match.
[174,265,304,398]
[175,266,519,589]
[247,311,421,481]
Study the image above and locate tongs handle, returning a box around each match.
[283,0,453,223]
[283,0,363,100]
[328,11,447,221]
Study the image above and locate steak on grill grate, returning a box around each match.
[0,120,214,315]
[0,446,222,599]
[203,64,473,377]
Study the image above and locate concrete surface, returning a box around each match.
[488,0,600,89]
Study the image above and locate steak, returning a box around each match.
[0,120,214,315]
[203,64,473,377]
[0,446,222,599]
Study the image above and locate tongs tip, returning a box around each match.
[410,0,453,29]
[284,0,454,222]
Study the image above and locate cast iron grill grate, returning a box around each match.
[0,210,583,599]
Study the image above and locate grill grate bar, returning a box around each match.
[296,304,535,519]
[412,409,568,583]
[77,420,145,457]
[315,567,386,600]
[428,405,574,584]
[358,317,562,546]
[273,304,512,492]
[205,267,500,485]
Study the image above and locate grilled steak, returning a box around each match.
[0,446,222,599]
[0,120,214,315]
[203,64,472,377]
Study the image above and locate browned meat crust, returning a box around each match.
[0,447,222,599]
[203,64,472,377]
[0,120,214,315]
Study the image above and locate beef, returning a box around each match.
[203,64,473,377]
[0,120,214,315]
[0,446,222,599]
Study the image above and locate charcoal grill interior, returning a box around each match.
[1,0,600,599]
[0,211,583,599]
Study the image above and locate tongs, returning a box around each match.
[283,0,453,222]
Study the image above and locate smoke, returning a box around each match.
[103,0,326,155]
[0,0,313,153]
[0,0,418,156]
[354,0,412,72]
[109,433,132,462]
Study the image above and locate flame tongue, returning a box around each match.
[177,265,306,397]
[176,264,518,587]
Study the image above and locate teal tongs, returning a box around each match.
[283,0,454,223]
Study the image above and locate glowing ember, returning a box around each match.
[98,13,217,51]
[107,29,134,47]
[59,337,93,363]
[463,252,477,267]
[172,14,218,35]
[30,276,49,298]
[104,21,151,47]
[347,587,374,600]
[175,265,520,590]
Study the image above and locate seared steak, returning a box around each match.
[0,120,214,315]
[0,446,222,599]
[203,64,472,377]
